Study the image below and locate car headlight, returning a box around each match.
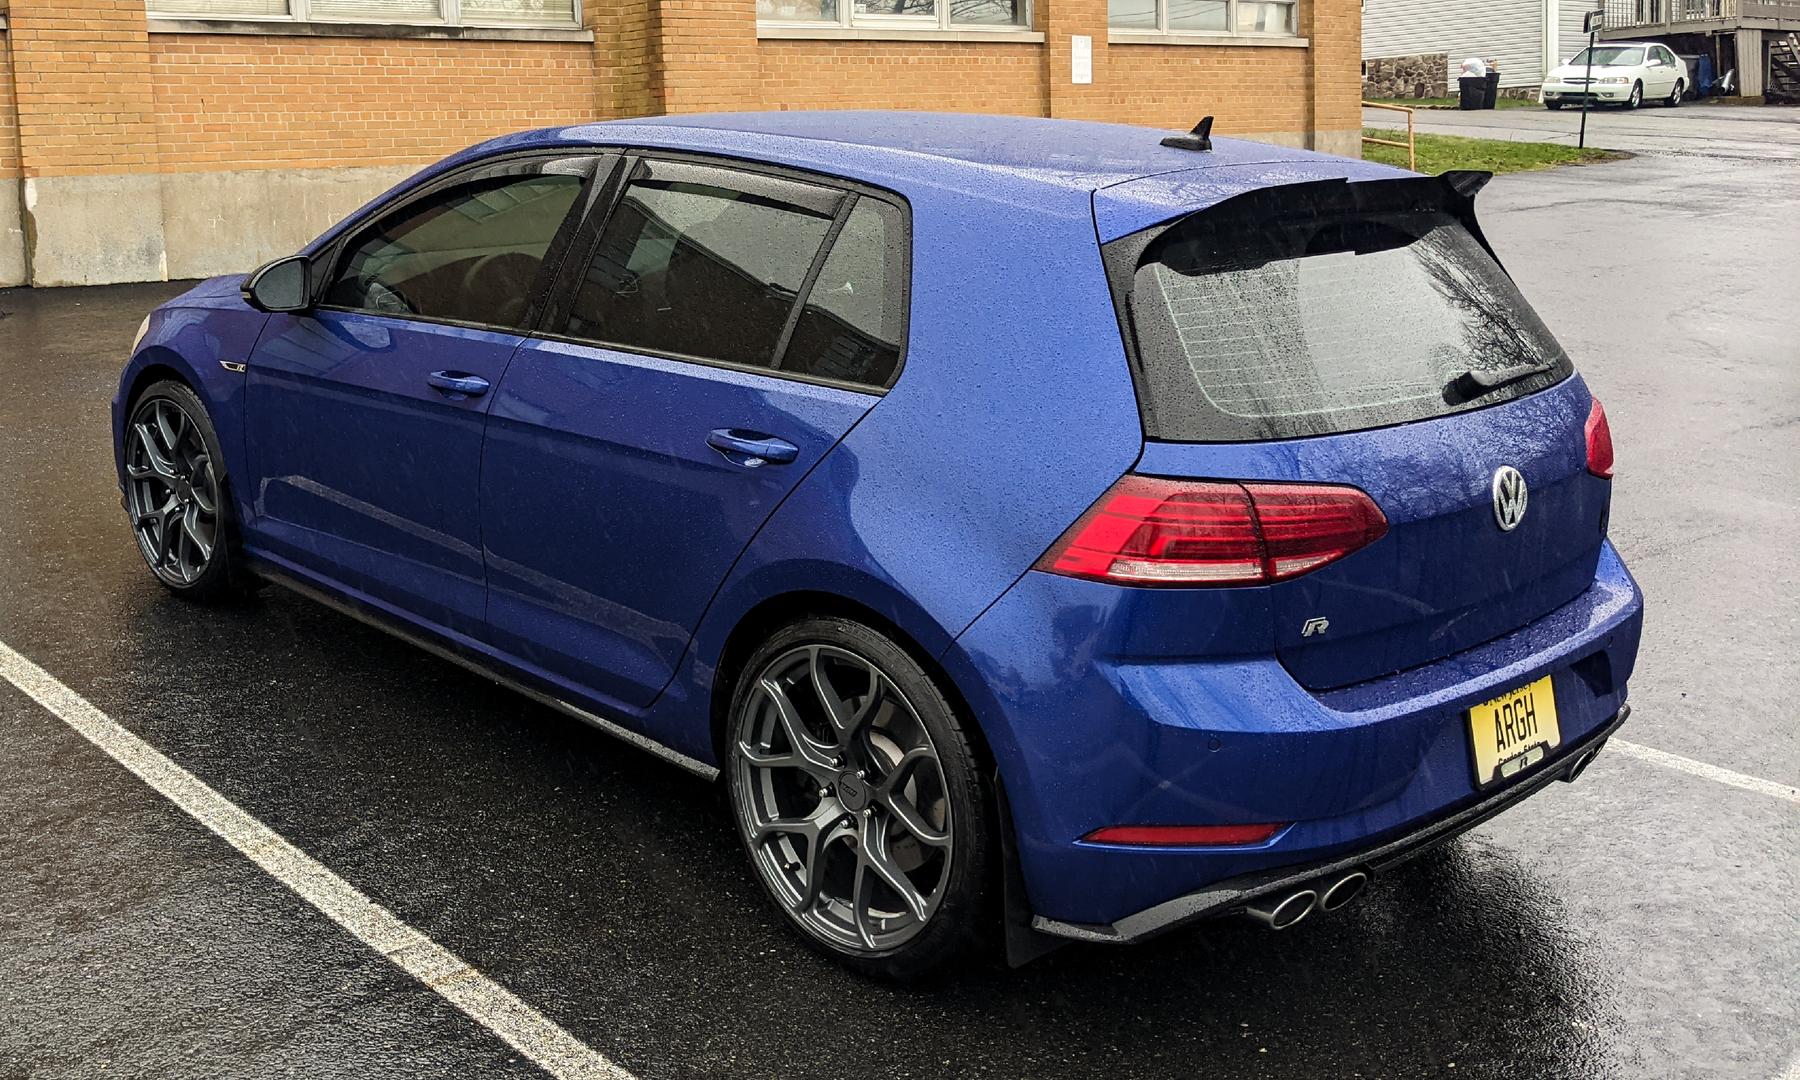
[1598,76,1630,84]
[130,314,152,355]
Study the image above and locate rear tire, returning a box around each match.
[725,616,994,980]
[123,381,243,600]
[1665,80,1684,107]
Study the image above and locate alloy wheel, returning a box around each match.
[1628,82,1642,108]
[731,644,953,954]
[125,396,221,587]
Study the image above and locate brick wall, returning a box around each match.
[759,41,1048,115]
[148,35,599,172]
[1,26,18,184]
[7,1,161,177]
[0,0,1363,285]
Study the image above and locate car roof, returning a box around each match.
[455,111,1386,198]
[316,112,1410,255]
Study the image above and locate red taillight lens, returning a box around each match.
[1083,823,1288,847]
[1035,475,1387,587]
[1585,397,1614,479]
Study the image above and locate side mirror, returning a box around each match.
[242,255,314,314]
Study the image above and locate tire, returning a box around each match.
[1626,81,1643,109]
[1665,80,1684,107]
[1545,100,1564,110]
[122,380,243,600]
[725,616,994,980]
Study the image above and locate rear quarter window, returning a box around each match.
[1107,177,1573,442]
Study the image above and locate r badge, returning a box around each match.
[1492,466,1528,531]
[1301,617,1330,637]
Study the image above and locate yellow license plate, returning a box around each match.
[1467,675,1561,787]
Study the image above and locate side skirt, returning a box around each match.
[249,556,720,782]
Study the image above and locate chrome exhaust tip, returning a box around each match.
[1244,889,1318,930]
[1318,870,1369,912]
[1560,739,1607,784]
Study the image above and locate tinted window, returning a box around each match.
[326,172,584,329]
[565,170,837,369]
[776,198,907,387]
[1114,178,1571,441]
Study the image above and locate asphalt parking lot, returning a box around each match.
[2,111,1797,1079]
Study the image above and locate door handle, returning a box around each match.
[427,371,490,398]
[707,429,799,466]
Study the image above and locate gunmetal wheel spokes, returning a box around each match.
[735,645,952,953]
[125,398,220,586]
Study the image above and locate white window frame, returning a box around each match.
[755,0,1035,36]
[143,0,586,31]
[1107,0,1304,45]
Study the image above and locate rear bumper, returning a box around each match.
[1034,704,1629,943]
[948,541,1644,928]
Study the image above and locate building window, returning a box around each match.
[145,0,582,27]
[1108,0,1295,35]
[757,0,1030,30]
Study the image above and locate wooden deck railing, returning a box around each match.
[1361,101,1416,172]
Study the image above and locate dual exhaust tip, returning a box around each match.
[1243,869,1369,930]
[1244,739,1612,931]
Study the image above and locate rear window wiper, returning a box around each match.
[1446,362,1554,403]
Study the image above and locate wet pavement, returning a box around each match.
[2,121,1797,1079]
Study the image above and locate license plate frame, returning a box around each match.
[1467,675,1562,788]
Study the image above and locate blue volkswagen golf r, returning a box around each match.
[112,111,1643,979]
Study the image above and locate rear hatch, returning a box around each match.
[1095,173,1609,690]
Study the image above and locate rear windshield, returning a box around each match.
[1108,177,1572,442]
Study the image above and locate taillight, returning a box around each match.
[1083,823,1288,846]
[1035,475,1387,587]
[1585,397,1614,479]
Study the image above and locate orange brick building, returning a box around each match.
[0,0,1360,287]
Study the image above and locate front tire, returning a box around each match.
[1626,81,1643,109]
[1545,99,1564,110]
[123,381,240,599]
[726,617,994,980]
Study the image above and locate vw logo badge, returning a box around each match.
[1492,466,1528,531]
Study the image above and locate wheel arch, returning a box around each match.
[706,588,996,783]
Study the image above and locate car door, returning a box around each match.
[242,152,599,637]
[480,157,908,708]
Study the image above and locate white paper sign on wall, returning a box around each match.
[1071,35,1092,84]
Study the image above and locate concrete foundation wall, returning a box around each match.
[0,182,24,287]
[160,165,422,281]
[22,174,167,288]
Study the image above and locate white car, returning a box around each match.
[1541,41,1687,109]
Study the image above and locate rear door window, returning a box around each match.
[563,161,840,370]
[1108,177,1572,441]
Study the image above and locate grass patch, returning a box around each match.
[1366,96,1541,110]
[1361,128,1630,174]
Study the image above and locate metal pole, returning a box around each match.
[1579,27,1597,148]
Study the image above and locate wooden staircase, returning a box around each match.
[1769,33,1800,104]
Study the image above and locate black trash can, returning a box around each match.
[1459,76,1485,109]
[1483,70,1501,108]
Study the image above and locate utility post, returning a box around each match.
[1579,8,1605,148]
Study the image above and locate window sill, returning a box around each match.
[757,24,1044,42]
[144,17,594,42]
[1107,29,1307,47]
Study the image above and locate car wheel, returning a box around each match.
[1626,81,1643,108]
[1545,99,1563,110]
[1665,80,1683,107]
[726,617,994,980]
[123,381,240,599]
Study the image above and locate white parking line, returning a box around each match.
[1608,739,1800,806]
[0,640,635,1080]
